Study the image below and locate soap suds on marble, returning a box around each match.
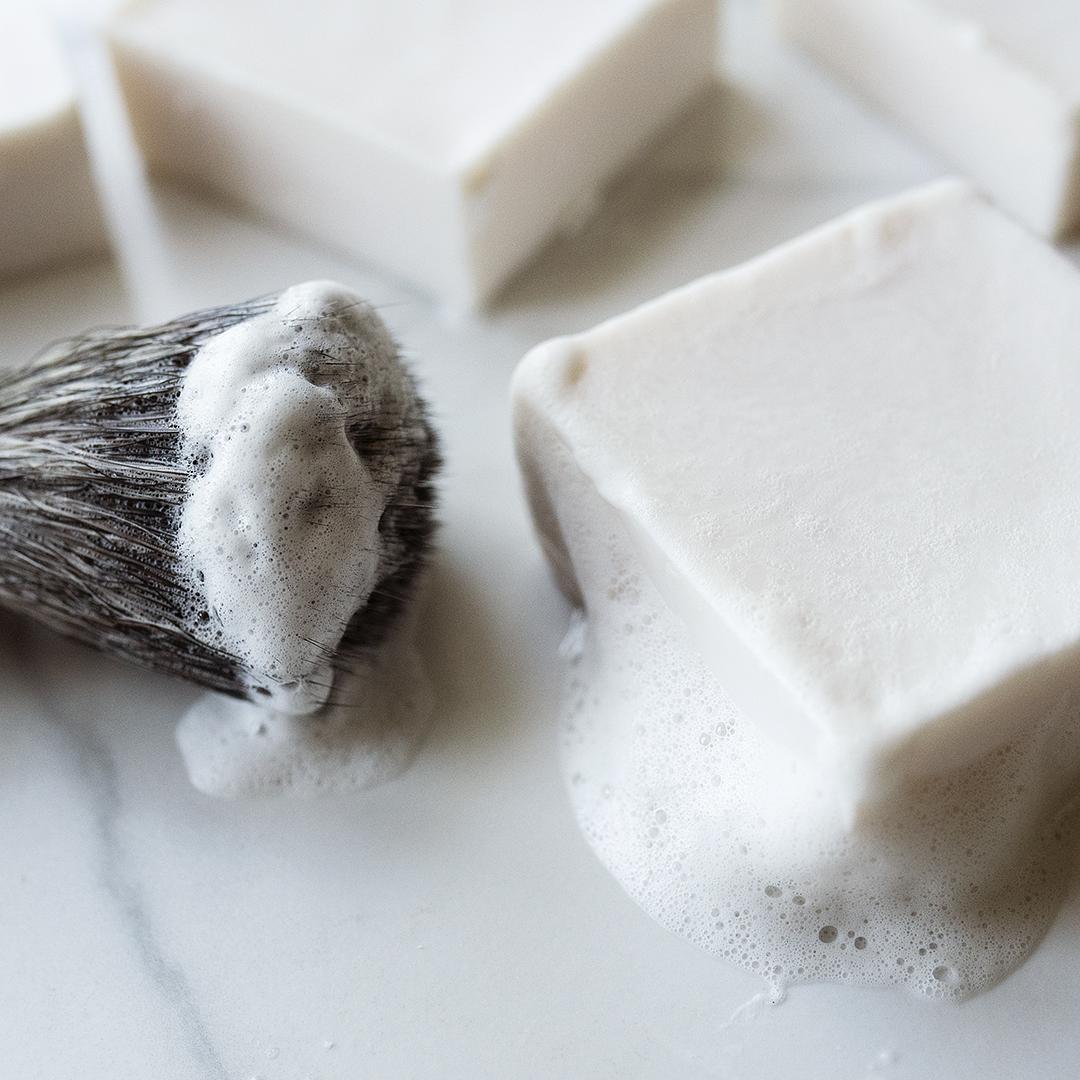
[177,600,432,797]
[552,455,1080,1000]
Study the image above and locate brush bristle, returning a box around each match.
[0,290,440,703]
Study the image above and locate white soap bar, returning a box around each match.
[0,7,104,278]
[514,179,1080,812]
[108,0,717,307]
[771,0,1080,239]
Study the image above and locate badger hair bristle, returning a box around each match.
[0,290,440,705]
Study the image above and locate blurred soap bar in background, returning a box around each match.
[109,0,718,307]
[0,6,104,279]
[772,0,1080,239]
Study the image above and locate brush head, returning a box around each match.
[0,281,440,710]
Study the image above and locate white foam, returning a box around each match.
[549,448,1080,1000]
[176,599,432,797]
[178,281,390,713]
[174,280,434,795]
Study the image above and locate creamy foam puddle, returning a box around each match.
[177,602,432,797]
[556,471,1080,1000]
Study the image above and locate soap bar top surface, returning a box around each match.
[933,0,1080,102]
[516,181,1080,768]
[113,0,662,168]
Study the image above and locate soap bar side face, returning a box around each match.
[108,36,472,302]
[771,0,1080,238]
[462,0,718,302]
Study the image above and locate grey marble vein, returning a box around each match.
[16,630,229,1080]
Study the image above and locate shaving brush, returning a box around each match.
[0,281,440,712]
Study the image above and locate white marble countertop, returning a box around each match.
[2,3,1080,1077]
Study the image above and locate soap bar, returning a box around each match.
[0,8,104,278]
[108,0,717,307]
[513,180,1080,811]
[771,0,1080,239]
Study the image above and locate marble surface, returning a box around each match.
[2,2,1080,1077]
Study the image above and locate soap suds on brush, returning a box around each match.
[175,280,436,794]
[548,447,1080,1001]
[177,281,388,713]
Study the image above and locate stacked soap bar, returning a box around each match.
[0,8,104,278]
[772,0,1080,238]
[109,0,717,307]
[514,180,1080,814]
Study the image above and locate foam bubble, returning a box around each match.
[548,453,1080,1000]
